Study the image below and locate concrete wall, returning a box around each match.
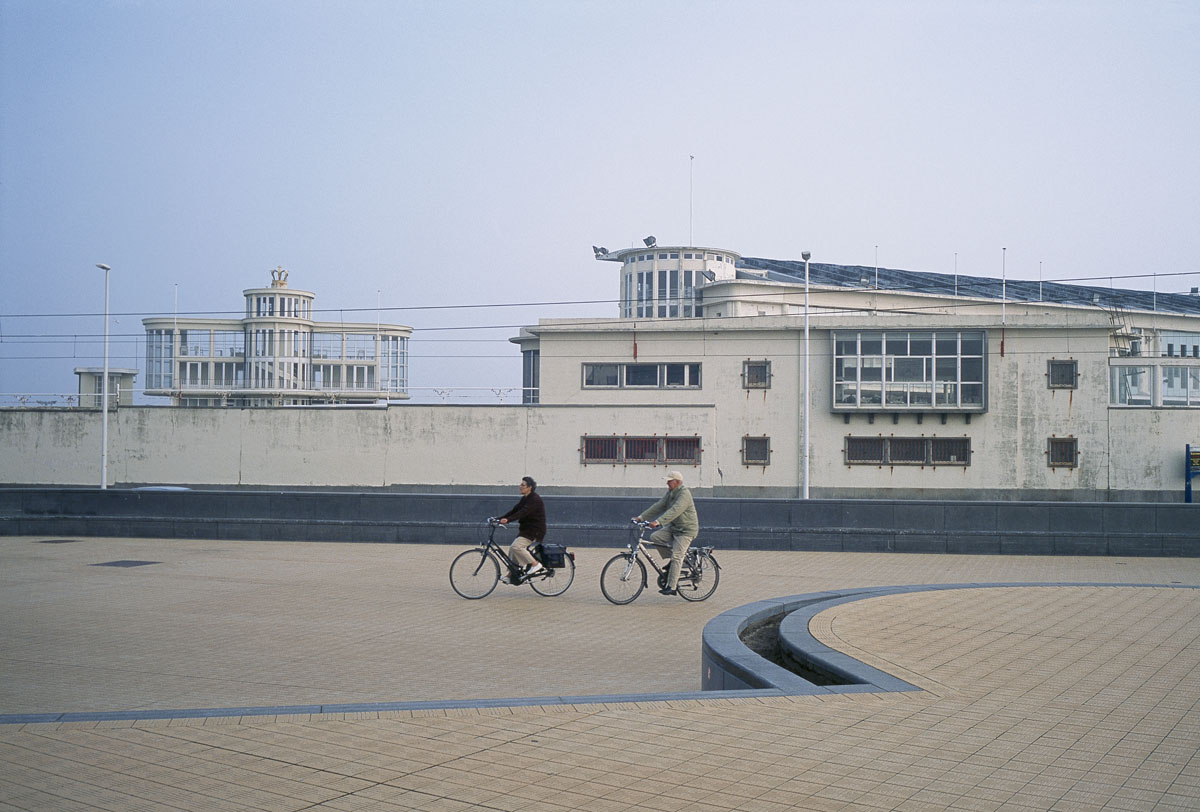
[2,488,1196,555]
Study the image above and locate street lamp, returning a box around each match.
[96,263,110,490]
[801,251,811,499]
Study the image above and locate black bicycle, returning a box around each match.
[449,518,576,599]
[600,520,720,605]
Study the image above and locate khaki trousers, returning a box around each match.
[649,527,695,590]
[509,536,538,569]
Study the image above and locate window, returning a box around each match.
[311,333,342,360]
[1162,366,1200,406]
[743,360,772,389]
[843,436,971,466]
[144,329,174,389]
[1109,366,1151,406]
[580,435,702,465]
[212,330,245,358]
[834,330,986,411]
[1047,437,1078,468]
[1047,359,1078,389]
[742,436,771,466]
[582,363,701,389]
[522,349,539,404]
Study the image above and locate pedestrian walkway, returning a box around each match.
[1,536,1198,810]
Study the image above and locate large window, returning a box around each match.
[834,331,986,412]
[381,335,408,394]
[1162,366,1200,406]
[582,362,701,389]
[844,436,971,466]
[145,329,174,389]
[212,331,244,358]
[580,435,702,465]
[311,333,342,360]
[179,329,210,357]
[1110,366,1152,406]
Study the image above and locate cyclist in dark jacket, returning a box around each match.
[498,476,547,582]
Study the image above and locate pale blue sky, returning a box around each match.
[2,0,1198,400]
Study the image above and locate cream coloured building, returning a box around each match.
[511,243,1200,500]
[142,267,412,407]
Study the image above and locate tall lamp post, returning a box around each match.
[801,251,811,499]
[96,263,111,490]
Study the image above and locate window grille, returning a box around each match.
[580,436,702,465]
[844,436,971,467]
[742,436,771,465]
[845,437,886,464]
[743,360,772,389]
[931,437,971,465]
[1047,359,1078,389]
[582,437,620,463]
[889,437,927,464]
[1047,437,1078,468]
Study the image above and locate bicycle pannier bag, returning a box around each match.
[538,543,568,568]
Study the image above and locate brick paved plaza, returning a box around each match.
[1,536,1198,810]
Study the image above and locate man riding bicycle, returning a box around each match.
[633,470,698,596]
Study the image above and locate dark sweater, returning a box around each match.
[500,492,547,542]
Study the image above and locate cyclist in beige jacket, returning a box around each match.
[633,471,699,595]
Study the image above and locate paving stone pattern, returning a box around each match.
[1,536,1198,811]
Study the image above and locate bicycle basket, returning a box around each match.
[536,543,568,568]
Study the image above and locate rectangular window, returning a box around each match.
[580,436,702,465]
[625,364,660,387]
[835,330,986,412]
[522,349,540,404]
[844,436,971,467]
[584,363,620,387]
[1047,437,1078,468]
[743,360,772,389]
[1161,365,1200,407]
[742,436,771,466]
[1109,366,1152,406]
[1047,359,1079,389]
[582,363,701,390]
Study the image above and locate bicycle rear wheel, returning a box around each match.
[677,551,719,602]
[600,553,646,605]
[529,556,575,597]
[449,547,500,599]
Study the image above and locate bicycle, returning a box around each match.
[449,518,576,599]
[600,519,720,605]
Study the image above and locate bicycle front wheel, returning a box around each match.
[600,553,646,605]
[449,548,500,599]
[529,556,575,597]
[677,552,719,602]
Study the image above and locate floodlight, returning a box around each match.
[643,236,656,247]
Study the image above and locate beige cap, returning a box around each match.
[664,471,684,483]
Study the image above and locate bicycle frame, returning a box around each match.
[625,520,710,578]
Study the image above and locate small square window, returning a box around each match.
[1047,437,1078,468]
[742,436,771,466]
[743,360,772,389]
[1047,359,1078,389]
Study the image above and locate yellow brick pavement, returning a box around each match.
[1,536,1198,811]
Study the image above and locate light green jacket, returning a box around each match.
[641,485,699,536]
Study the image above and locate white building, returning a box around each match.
[142,267,412,407]
[512,242,1200,500]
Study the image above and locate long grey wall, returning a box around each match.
[2,488,1196,555]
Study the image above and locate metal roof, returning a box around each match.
[739,257,1200,317]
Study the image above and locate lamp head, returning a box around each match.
[96,263,111,271]
[801,252,811,261]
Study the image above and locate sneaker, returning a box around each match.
[526,563,545,577]
[659,586,677,596]
[499,574,512,585]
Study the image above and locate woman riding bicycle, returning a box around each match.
[498,476,546,583]
[633,470,698,596]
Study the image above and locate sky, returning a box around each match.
[2,0,1198,403]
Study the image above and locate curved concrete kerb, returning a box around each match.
[702,582,1200,695]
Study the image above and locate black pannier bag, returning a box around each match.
[536,543,569,569]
